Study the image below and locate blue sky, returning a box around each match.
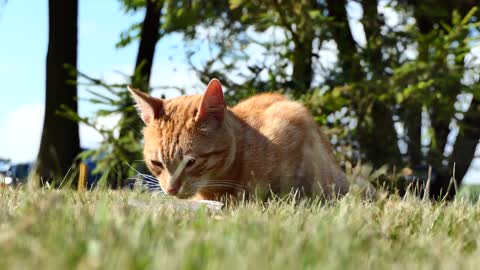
[0,0,204,162]
[0,0,478,182]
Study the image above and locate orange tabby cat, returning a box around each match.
[128,79,350,201]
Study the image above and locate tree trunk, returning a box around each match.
[131,0,163,91]
[291,37,313,97]
[326,0,363,82]
[271,0,314,97]
[404,12,431,167]
[403,104,423,166]
[449,98,480,183]
[407,0,476,198]
[327,0,401,168]
[32,0,79,185]
[432,98,480,199]
[112,0,163,188]
[361,0,384,76]
[357,101,402,168]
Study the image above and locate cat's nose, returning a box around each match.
[166,186,179,195]
[166,180,181,195]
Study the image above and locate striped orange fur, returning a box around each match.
[129,79,349,201]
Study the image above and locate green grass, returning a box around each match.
[1,188,480,270]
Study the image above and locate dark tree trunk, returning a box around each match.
[32,0,79,185]
[113,0,163,188]
[360,0,402,167]
[404,7,432,168]
[411,0,450,168]
[326,0,363,82]
[403,104,423,166]
[328,0,398,167]
[327,0,402,168]
[291,37,313,97]
[449,98,480,183]
[406,0,478,198]
[357,101,402,168]
[131,0,163,91]
[272,0,314,97]
[361,0,384,76]
[432,98,480,199]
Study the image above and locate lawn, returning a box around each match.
[1,187,480,270]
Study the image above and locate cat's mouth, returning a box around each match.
[175,192,194,199]
[173,183,198,199]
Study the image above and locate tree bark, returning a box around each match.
[326,0,363,82]
[403,104,423,166]
[449,98,480,183]
[291,36,313,97]
[271,0,314,97]
[406,0,477,198]
[113,0,163,188]
[404,6,432,167]
[131,0,163,91]
[327,0,401,167]
[361,0,384,76]
[357,101,403,168]
[32,0,80,185]
[432,98,480,199]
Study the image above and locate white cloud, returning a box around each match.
[0,103,123,163]
[0,104,44,163]
[79,123,103,149]
[80,113,122,149]
[150,61,201,98]
[102,64,134,85]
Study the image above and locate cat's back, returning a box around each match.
[232,93,313,131]
[231,92,349,197]
[232,93,287,113]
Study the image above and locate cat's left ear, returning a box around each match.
[195,79,226,125]
[128,86,163,124]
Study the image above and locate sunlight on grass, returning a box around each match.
[1,188,480,269]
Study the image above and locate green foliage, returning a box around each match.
[117,0,232,49]
[318,7,479,162]
[116,22,142,49]
[182,1,480,187]
[62,71,145,188]
[74,0,480,195]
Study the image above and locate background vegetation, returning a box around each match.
[13,0,479,198]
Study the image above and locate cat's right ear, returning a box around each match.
[195,79,226,128]
[127,86,163,124]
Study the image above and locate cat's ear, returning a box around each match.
[127,86,163,124]
[195,79,226,125]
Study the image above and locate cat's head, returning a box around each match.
[129,79,236,199]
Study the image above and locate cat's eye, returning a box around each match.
[186,158,196,167]
[150,160,164,168]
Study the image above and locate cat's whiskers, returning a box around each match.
[141,180,159,187]
[201,180,246,188]
[195,184,246,192]
[191,179,247,192]
[125,163,159,184]
[127,163,165,192]
[138,176,160,184]
[139,174,158,182]
[130,174,164,192]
